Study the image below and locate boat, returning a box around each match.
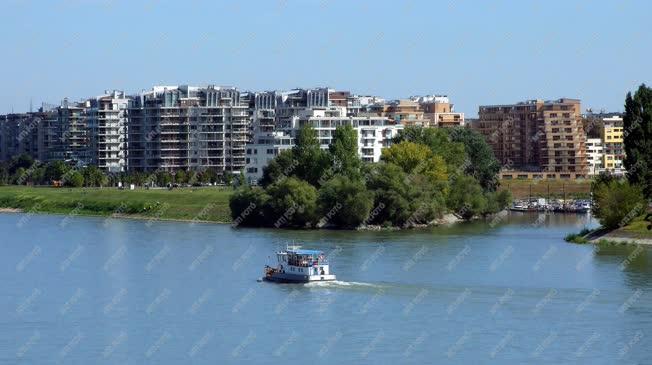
[262,245,336,283]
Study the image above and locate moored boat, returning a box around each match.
[263,245,336,283]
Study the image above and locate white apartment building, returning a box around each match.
[87,90,129,172]
[245,106,402,184]
[585,137,604,175]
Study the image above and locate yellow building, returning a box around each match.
[601,116,625,175]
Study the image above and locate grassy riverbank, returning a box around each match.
[566,215,652,245]
[0,186,233,223]
[499,179,592,199]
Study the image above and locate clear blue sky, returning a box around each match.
[1,0,650,116]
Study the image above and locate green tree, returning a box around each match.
[265,177,318,228]
[65,171,84,188]
[484,190,512,216]
[292,125,331,186]
[394,126,466,168]
[155,170,172,187]
[624,84,652,198]
[366,162,446,227]
[175,170,187,184]
[447,175,488,220]
[44,161,70,183]
[329,125,361,178]
[229,187,269,227]
[260,149,298,187]
[381,141,449,186]
[317,175,373,228]
[82,166,106,187]
[448,127,501,191]
[593,179,645,229]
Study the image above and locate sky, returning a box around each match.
[1,0,651,116]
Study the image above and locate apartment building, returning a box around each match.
[87,91,129,172]
[127,85,250,173]
[601,115,625,175]
[476,98,588,179]
[412,95,465,127]
[586,138,604,175]
[244,88,402,184]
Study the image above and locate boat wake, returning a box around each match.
[304,280,383,288]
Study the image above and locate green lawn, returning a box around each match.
[0,186,234,223]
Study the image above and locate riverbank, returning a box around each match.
[566,215,652,245]
[0,186,233,223]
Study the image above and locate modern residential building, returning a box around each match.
[475,98,589,179]
[87,91,129,172]
[601,115,625,175]
[127,85,250,174]
[244,88,403,184]
[412,95,465,127]
[586,138,604,175]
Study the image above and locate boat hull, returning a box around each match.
[263,272,336,283]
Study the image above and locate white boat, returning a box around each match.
[263,245,336,283]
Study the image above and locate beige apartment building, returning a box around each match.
[475,98,588,179]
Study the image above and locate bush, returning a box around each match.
[592,179,645,229]
[317,175,373,228]
[229,187,268,227]
[447,175,487,220]
[265,177,318,228]
[65,171,84,188]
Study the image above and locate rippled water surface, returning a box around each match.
[1,212,651,364]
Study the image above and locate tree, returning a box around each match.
[82,166,106,187]
[381,141,449,187]
[265,177,318,228]
[329,125,361,178]
[175,170,187,184]
[381,141,434,174]
[447,175,487,220]
[44,161,70,183]
[448,127,501,191]
[484,190,512,216]
[593,179,645,229]
[624,84,652,198]
[229,187,269,226]
[394,126,466,168]
[260,149,297,187]
[317,175,373,228]
[292,125,331,186]
[154,170,172,187]
[366,162,446,227]
[65,171,84,188]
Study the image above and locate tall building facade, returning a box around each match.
[127,85,250,173]
[601,116,625,175]
[475,98,588,179]
[87,91,129,172]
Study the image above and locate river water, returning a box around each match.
[0,212,651,364]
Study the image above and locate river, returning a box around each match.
[0,211,650,364]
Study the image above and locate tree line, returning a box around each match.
[229,125,511,229]
[0,155,237,188]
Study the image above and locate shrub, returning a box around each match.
[317,175,373,228]
[592,179,645,229]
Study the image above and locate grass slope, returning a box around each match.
[0,186,233,223]
[499,179,591,200]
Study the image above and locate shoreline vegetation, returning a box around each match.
[229,125,512,229]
